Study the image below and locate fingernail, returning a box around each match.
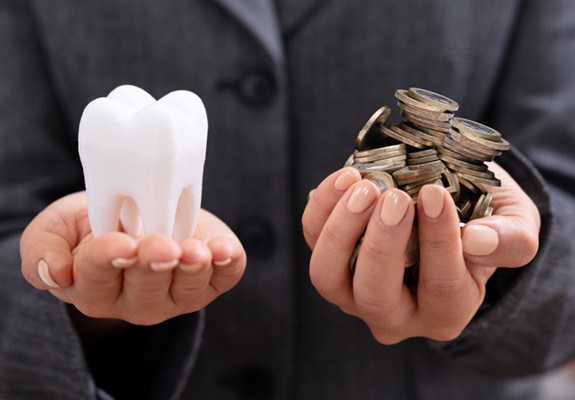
[462,225,499,256]
[380,190,410,227]
[213,258,232,267]
[111,257,138,268]
[150,259,179,271]
[347,182,378,213]
[38,259,60,289]
[307,189,316,201]
[180,262,204,272]
[334,168,359,191]
[421,185,445,219]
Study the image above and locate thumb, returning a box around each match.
[462,162,541,268]
[20,193,89,289]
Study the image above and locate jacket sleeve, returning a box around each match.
[0,2,204,399]
[433,0,575,377]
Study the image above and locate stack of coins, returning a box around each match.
[345,88,510,273]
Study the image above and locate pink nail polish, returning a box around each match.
[462,225,499,256]
[380,190,410,227]
[37,259,60,289]
[150,259,179,271]
[347,183,378,213]
[213,258,232,267]
[111,257,138,268]
[180,262,204,272]
[334,169,359,191]
[421,185,445,219]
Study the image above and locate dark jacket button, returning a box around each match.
[237,68,277,106]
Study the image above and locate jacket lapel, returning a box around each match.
[211,0,284,65]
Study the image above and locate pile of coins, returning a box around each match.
[346,88,510,272]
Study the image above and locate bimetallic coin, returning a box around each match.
[397,101,454,121]
[355,106,391,150]
[407,87,459,112]
[364,171,397,192]
[399,122,444,146]
[438,153,489,172]
[407,155,440,165]
[456,171,501,189]
[400,110,452,133]
[344,154,354,167]
[354,143,406,158]
[407,149,438,159]
[380,124,427,149]
[443,136,495,162]
[354,152,406,164]
[450,130,504,157]
[452,117,501,141]
[395,89,451,113]
[393,161,445,185]
[340,88,511,279]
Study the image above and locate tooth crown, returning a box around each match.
[78,85,208,240]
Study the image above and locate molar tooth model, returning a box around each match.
[78,85,208,241]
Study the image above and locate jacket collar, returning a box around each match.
[211,0,284,66]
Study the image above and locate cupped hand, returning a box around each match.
[302,164,539,343]
[20,191,246,325]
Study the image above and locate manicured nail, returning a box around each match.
[334,168,359,191]
[380,190,410,227]
[180,262,204,272]
[421,185,445,219]
[462,225,499,256]
[213,258,232,267]
[307,189,316,201]
[150,259,179,271]
[38,259,60,289]
[347,182,378,213]
[111,257,138,268]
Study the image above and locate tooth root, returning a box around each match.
[86,194,124,238]
[119,197,143,237]
[173,187,200,241]
[79,85,208,239]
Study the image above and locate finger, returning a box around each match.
[20,212,80,290]
[352,189,416,341]
[206,236,246,294]
[170,238,213,307]
[21,230,74,290]
[120,235,182,309]
[461,166,540,268]
[20,192,91,290]
[302,167,362,249]
[72,232,138,302]
[416,185,482,339]
[309,179,380,308]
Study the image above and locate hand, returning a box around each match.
[20,191,246,325]
[302,164,540,343]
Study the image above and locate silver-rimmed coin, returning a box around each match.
[407,87,460,112]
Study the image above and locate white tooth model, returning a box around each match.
[78,85,208,241]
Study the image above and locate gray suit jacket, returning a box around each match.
[1,1,575,399]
